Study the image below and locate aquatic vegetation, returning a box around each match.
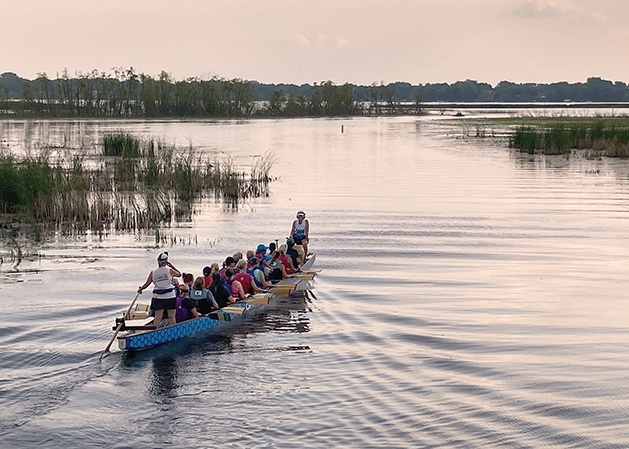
[509,120,629,157]
[103,131,141,157]
[0,133,275,239]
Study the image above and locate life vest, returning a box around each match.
[280,254,295,273]
[293,219,307,238]
[190,288,205,308]
[152,266,175,299]
[233,272,253,295]
[175,296,193,322]
[247,268,263,288]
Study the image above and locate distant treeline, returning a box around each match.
[1,69,628,118]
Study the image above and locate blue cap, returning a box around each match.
[256,244,268,252]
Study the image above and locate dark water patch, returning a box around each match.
[391,332,484,353]
[0,349,87,370]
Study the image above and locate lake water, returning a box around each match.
[1,115,629,448]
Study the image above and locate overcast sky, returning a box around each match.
[3,0,628,86]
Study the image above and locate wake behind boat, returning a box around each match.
[110,253,317,352]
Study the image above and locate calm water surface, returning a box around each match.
[1,116,629,448]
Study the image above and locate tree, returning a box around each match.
[268,90,285,116]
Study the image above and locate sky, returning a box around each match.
[2,0,629,86]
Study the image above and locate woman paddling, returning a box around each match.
[137,252,181,329]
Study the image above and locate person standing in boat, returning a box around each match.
[138,252,181,329]
[290,211,309,255]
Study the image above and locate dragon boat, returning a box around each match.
[112,254,317,351]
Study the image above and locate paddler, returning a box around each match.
[137,252,181,329]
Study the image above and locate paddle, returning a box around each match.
[100,291,141,358]
[291,273,316,280]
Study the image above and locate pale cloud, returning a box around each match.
[511,0,609,24]
[511,0,583,18]
[294,34,312,48]
[336,37,350,48]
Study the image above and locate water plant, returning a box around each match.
[103,131,141,157]
[0,133,275,239]
[510,120,629,157]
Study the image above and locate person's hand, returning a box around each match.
[137,286,143,293]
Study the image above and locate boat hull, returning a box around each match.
[117,303,255,351]
[116,253,317,351]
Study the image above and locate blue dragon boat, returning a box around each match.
[113,254,317,351]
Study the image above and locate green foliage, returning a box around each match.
[510,120,629,157]
[3,71,629,113]
[103,131,141,157]
[259,81,357,117]
[0,134,276,237]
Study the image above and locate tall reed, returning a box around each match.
[510,121,629,157]
[0,133,276,239]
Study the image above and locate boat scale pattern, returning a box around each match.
[122,304,251,350]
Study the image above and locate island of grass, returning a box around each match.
[0,132,275,239]
[455,116,629,158]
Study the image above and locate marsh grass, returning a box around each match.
[509,120,629,157]
[103,131,141,157]
[0,133,275,239]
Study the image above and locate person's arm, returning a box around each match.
[167,261,181,278]
[290,220,296,237]
[257,270,271,288]
[206,290,219,310]
[304,219,309,238]
[138,272,153,293]
[224,287,236,305]
[250,275,266,293]
[232,280,245,300]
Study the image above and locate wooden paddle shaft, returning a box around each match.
[101,291,141,356]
